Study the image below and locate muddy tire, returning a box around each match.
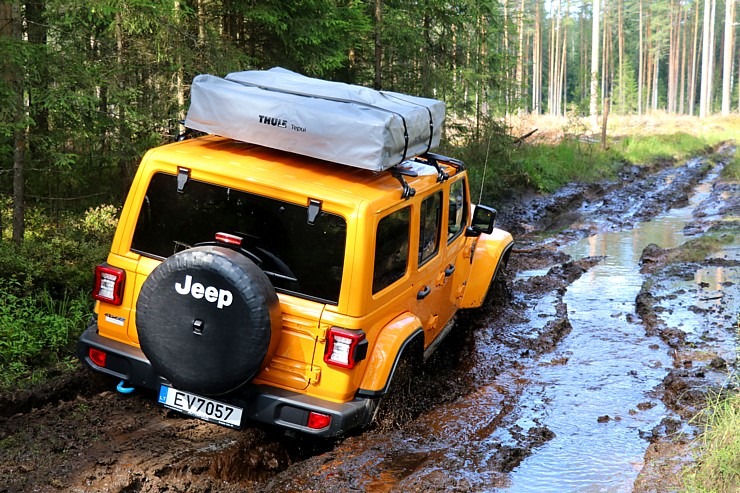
[136,246,281,396]
[490,261,512,303]
[371,338,423,430]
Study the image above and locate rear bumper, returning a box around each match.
[77,323,375,436]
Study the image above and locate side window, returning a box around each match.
[373,207,410,294]
[419,192,442,266]
[448,178,467,242]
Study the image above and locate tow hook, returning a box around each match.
[116,380,135,394]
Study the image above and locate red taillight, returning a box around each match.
[307,412,331,430]
[89,348,107,368]
[215,232,242,246]
[324,328,368,369]
[93,265,125,305]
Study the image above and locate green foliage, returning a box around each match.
[682,381,740,493]
[0,278,89,389]
[447,118,528,203]
[612,56,639,115]
[0,204,116,388]
[669,227,737,263]
[80,204,120,240]
[0,204,117,297]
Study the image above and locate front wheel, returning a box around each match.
[370,339,423,430]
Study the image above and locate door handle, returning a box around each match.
[444,264,455,277]
[417,285,431,300]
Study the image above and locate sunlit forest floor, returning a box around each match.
[509,111,740,145]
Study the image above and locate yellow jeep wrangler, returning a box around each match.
[77,71,513,436]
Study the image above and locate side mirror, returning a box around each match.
[466,205,497,237]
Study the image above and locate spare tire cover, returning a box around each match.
[136,246,281,396]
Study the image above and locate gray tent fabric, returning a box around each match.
[184,67,445,172]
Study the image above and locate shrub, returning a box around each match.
[0,204,117,296]
[0,278,89,388]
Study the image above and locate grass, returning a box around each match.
[513,137,623,192]
[682,380,740,493]
[721,151,740,182]
[671,228,738,263]
[616,132,709,165]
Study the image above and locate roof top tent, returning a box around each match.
[184,67,445,173]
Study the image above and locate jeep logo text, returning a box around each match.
[258,115,287,128]
[175,275,233,309]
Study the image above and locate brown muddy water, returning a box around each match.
[505,161,738,491]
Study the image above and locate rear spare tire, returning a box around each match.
[136,246,281,395]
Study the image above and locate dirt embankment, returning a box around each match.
[0,144,736,493]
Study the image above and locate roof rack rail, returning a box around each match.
[419,152,466,172]
[389,152,468,199]
[413,154,448,183]
[389,166,418,200]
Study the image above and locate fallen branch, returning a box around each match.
[513,128,538,146]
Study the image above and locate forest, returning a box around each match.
[0,0,738,382]
[1,0,738,243]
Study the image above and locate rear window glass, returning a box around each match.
[131,173,346,304]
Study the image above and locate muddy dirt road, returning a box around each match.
[1,145,737,493]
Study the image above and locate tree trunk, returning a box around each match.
[0,2,8,237]
[679,4,688,114]
[638,0,643,116]
[560,0,569,116]
[175,1,185,131]
[374,0,382,90]
[601,97,610,150]
[720,0,734,114]
[667,0,676,113]
[580,3,587,106]
[590,0,600,126]
[1,1,26,244]
[12,4,24,245]
[700,0,712,117]
[708,0,717,111]
[617,0,624,111]
[601,0,610,112]
[652,50,660,111]
[516,0,524,109]
[533,0,542,114]
[645,20,653,114]
[552,0,561,116]
[689,0,701,116]
[548,0,556,115]
[197,0,206,46]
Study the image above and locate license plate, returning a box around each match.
[158,385,243,429]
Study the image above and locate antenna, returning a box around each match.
[478,133,493,204]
